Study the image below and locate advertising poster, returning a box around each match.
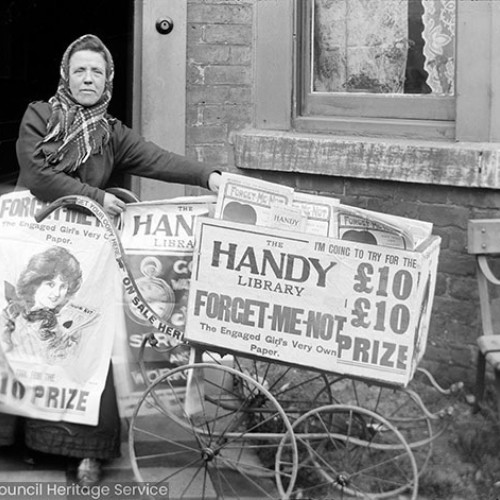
[185,218,440,387]
[113,196,216,416]
[0,191,121,425]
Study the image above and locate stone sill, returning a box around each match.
[232,129,500,189]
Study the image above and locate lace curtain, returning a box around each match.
[313,0,455,96]
[422,0,455,95]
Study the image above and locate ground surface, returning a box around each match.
[285,369,500,500]
[416,389,500,500]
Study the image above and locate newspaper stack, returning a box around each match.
[215,173,432,250]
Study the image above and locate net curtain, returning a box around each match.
[313,0,455,95]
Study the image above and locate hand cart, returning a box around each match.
[35,194,463,500]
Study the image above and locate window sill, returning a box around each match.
[232,129,500,189]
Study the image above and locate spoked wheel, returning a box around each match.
[230,356,333,421]
[129,362,298,499]
[277,404,419,500]
[323,375,438,475]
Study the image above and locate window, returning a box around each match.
[254,0,499,143]
[296,0,457,138]
[311,0,455,96]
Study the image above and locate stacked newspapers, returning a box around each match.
[215,172,432,251]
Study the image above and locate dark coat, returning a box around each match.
[16,101,214,204]
[0,101,216,459]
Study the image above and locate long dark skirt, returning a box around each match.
[0,367,121,460]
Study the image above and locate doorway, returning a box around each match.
[0,0,134,190]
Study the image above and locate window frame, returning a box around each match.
[295,0,457,140]
[254,0,500,144]
[299,0,455,121]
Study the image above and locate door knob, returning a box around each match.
[156,17,174,35]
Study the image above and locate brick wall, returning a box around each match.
[184,0,497,388]
[186,0,254,174]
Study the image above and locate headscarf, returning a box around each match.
[36,34,115,173]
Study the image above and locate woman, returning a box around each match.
[16,33,221,216]
[3,33,221,484]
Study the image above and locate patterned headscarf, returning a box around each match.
[36,34,114,173]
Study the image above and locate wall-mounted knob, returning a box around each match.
[156,17,174,35]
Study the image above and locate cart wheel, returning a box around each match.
[322,375,438,475]
[227,356,333,421]
[277,404,419,500]
[129,362,298,500]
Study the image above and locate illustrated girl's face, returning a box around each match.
[33,275,69,310]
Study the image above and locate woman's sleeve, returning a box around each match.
[111,121,217,189]
[16,102,105,204]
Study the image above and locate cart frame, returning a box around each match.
[35,194,463,500]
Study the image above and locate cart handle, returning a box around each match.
[35,195,186,343]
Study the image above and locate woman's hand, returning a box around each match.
[103,192,126,217]
[208,172,222,193]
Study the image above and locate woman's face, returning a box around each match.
[68,49,106,106]
[34,276,69,310]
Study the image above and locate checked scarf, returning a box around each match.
[36,34,114,173]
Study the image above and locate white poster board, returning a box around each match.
[185,218,440,387]
[112,196,217,416]
[0,191,120,424]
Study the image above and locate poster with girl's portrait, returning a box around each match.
[0,191,123,425]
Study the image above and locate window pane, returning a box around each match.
[312,0,456,96]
